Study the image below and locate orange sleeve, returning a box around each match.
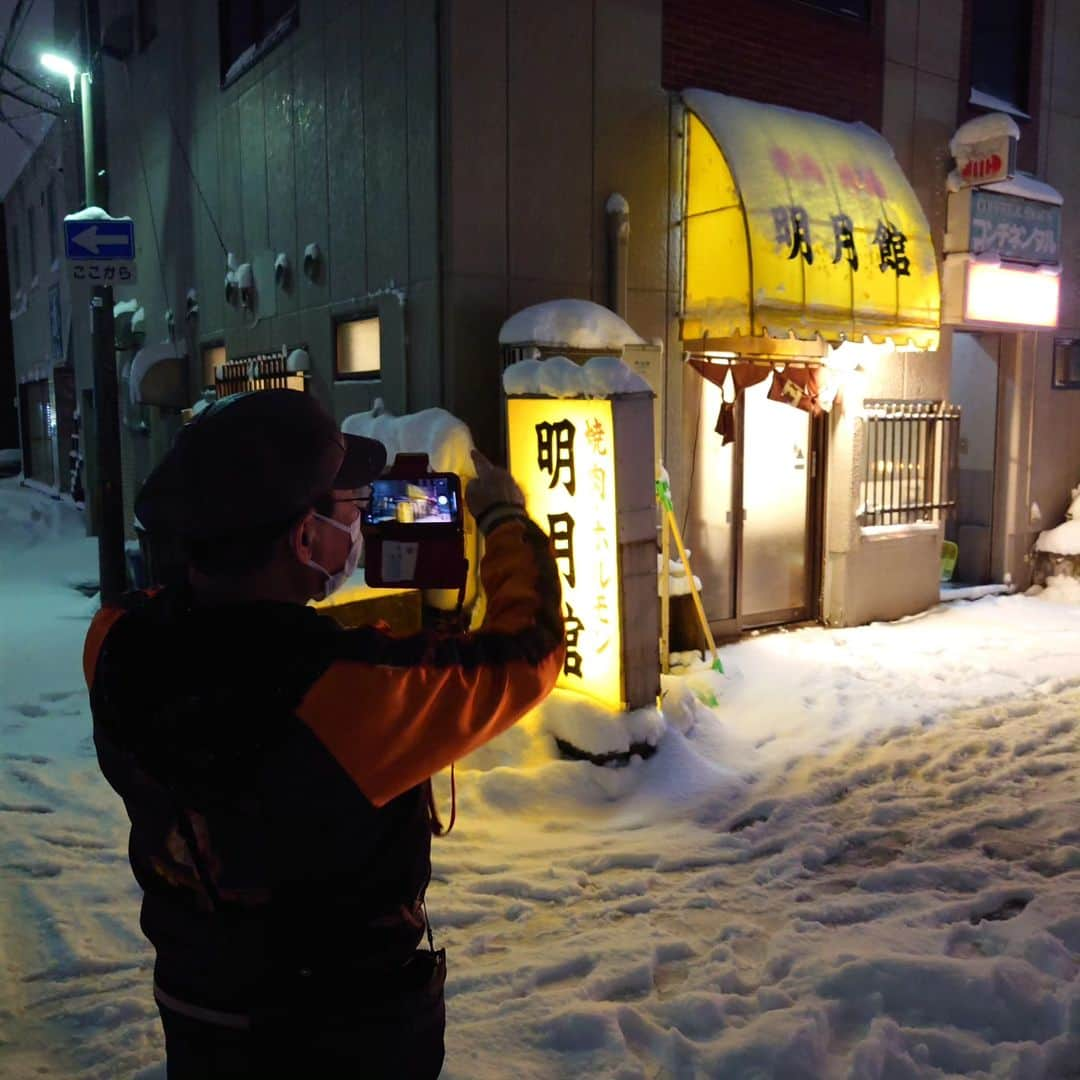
[83,605,128,689]
[297,517,565,806]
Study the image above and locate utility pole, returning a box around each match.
[81,0,125,604]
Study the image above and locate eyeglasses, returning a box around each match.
[329,495,370,515]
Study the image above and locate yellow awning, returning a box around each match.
[682,90,940,352]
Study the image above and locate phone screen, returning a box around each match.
[364,476,461,526]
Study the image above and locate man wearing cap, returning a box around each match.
[82,389,564,1078]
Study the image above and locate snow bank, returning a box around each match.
[1035,575,1080,606]
[341,399,475,477]
[534,689,666,757]
[503,355,652,398]
[498,299,646,349]
[0,479,89,553]
[1036,517,1080,555]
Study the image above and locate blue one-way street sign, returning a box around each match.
[65,218,135,259]
[64,212,137,285]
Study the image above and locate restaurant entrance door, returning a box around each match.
[684,373,824,639]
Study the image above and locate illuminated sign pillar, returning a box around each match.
[507,391,659,712]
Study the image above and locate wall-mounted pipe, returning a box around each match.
[605,192,630,319]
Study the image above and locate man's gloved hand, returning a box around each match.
[466,450,526,533]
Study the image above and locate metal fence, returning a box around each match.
[860,399,961,526]
[213,349,305,397]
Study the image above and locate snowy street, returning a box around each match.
[2,477,1080,1078]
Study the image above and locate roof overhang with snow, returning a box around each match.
[130,342,190,408]
[680,90,941,354]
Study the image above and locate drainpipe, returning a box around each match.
[605,193,629,319]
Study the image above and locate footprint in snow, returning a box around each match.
[2,753,50,765]
[2,861,62,879]
[969,896,1030,924]
[40,691,79,703]
[9,703,47,718]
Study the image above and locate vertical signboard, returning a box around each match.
[507,397,624,710]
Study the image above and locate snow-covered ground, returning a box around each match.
[2,476,1080,1078]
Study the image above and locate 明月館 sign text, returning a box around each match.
[768,203,914,278]
[507,398,623,710]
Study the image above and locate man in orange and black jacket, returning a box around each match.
[83,390,564,1078]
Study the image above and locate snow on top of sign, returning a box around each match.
[945,167,1063,204]
[498,299,646,349]
[949,112,1021,157]
[983,174,1063,206]
[683,86,884,151]
[503,355,652,398]
[64,206,132,223]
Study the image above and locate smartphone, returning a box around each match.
[361,472,468,589]
[363,475,462,528]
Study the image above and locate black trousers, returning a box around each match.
[158,951,446,1079]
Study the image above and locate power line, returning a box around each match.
[2,61,63,105]
[5,0,35,58]
[162,103,228,257]
[0,80,59,115]
[0,0,31,68]
[1,106,48,121]
[0,102,34,146]
[124,62,172,338]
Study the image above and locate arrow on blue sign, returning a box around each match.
[64,218,135,260]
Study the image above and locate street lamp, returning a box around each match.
[40,52,99,209]
[39,48,124,604]
[40,52,78,102]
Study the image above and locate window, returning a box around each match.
[202,343,226,390]
[213,348,304,396]
[969,0,1033,113]
[1052,339,1080,389]
[335,316,381,380]
[26,207,36,280]
[859,400,961,525]
[45,181,58,264]
[796,0,871,17]
[219,0,298,86]
[138,0,158,50]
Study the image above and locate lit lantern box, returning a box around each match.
[507,392,659,712]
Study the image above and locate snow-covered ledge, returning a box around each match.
[859,521,941,542]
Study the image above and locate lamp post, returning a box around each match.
[41,43,125,605]
[40,53,96,209]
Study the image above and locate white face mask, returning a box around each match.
[305,511,364,599]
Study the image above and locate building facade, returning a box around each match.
[5,0,1077,635]
[4,120,84,498]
